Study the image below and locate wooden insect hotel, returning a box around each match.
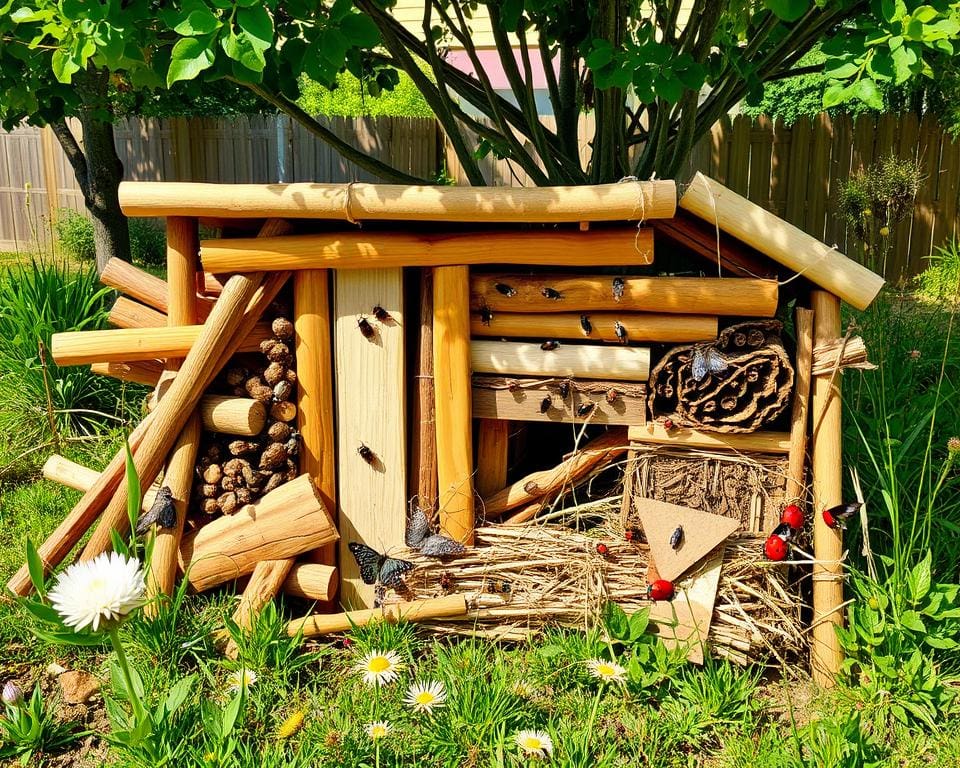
[14,173,884,684]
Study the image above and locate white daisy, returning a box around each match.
[47,552,146,632]
[404,680,446,713]
[514,730,553,758]
[226,668,257,693]
[511,679,535,698]
[354,649,404,687]
[586,658,627,685]
[365,720,391,740]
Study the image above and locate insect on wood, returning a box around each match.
[613,320,628,344]
[478,305,494,326]
[357,442,378,465]
[669,525,684,550]
[494,282,517,297]
[579,315,592,336]
[557,380,571,399]
[539,395,552,414]
[576,402,595,417]
[357,315,375,339]
[372,304,393,323]
[605,389,619,404]
[691,346,728,381]
[540,340,560,351]
[541,286,563,300]
[612,277,625,301]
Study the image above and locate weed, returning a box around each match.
[0,684,80,764]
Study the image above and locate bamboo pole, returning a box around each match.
[472,340,650,381]
[179,474,338,592]
[201,228,654,273]
[410,268,438,511]
[471,274,778,316]
[680,173,884,310]
[810,291,844,685]
[483,428,628,518]
[91,360,164,387]
[433,266,475,544]
[287,594,468,638]
[119,179,677,222]
[475,420,510,497]
[231,560,296,632]
[786,308,815,502]
[80,271,289,562]
[52,323,273,366]
[471,311,718,343]
[627,424,792,453]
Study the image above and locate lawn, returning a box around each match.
[0,256,957,767]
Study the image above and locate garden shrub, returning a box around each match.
[128,217,167,268]
[297,71,434,118]
[54,208,96,262]
[916,239,960,305]
[54,210,166,269]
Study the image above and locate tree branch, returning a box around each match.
[49,119,89,201]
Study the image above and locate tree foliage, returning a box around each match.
[2,1,958,186]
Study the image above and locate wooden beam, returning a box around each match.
[109,296,168,329]
[334,269,407,608]
[200,227,654,273]
[680,173,884,310]
[91,360,164,387]
[410,268,438,511]
[287,594,468,638]
[283,563,338,601]
[627,424,791,453]
[472,340,650,381]
[470,310,717,343]
[100,257,214,320]
[810,291,844,686]
[470,273,777,316]
[475,420,509,497]
[473,376,647,426]
[120,179,677,222]
[786,308,815,502]
[434,266,475,545]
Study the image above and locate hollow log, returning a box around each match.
[482,428,628,519]
[627,424,791,453]
[91,360,164,387]
[52,323,273,366]
[145,392,266,436]
[287,594,468,638]
[180,474,337,592]
[200,228,654,273]
[470,311,718,343]
[648,321,794,433]
[119,179,677,222]
[470,274,777,316]
[472,340,650,382]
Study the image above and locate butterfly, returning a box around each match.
[691,346,729,382]
[135,487,177,535]
[405,507,466,559]
[348,542,414,587]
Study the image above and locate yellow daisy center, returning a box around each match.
[523,736,543,750]
[596,664,615,677]
[368,656,391,673]
[415,691,436,705]
[370,725,387,738]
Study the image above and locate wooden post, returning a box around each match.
[287,594,468,638]
[91,360,164,387]
[786,308,815,502]
[433,266,475,544]
[410,268,438,511]
[810,291,844,686]
[475,420,509,497]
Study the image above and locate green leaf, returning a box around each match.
[925,636,959,650]
[340,13,380,48]
[852,77,884,110]
[51,48,81,84]
[237,5,273,46]
[899,610,926,633]
[164,674,197,716]
[603,602,629,640]
[891,43,919,82]
[222,688,244,736]
[124,437,141,546]
[910,551,932,603]
[628,608,649,642]
[764,0,809,22]
[20,598,60,624]
[167,35,216,87]
[10,7,45,23]
[174,8,222,36]
[26,539,46,597]
[584,39,614,70]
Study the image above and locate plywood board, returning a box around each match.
[649,545,725,665]
[636,497,740,582]
[334,269,406,608]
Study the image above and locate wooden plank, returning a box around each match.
[473,376,647,426]
[433,266,475,545]
[807,114,833,242]
[747,116,773,208]
[907,115,941,277]
[785,117,811,231]
[470,310,717,343]
[628,423,790,453]
[653,213,778,278]
[475,419,509,497]
[786,308,814,503]
[200,227,655,273]
[472,340,650,381]
[410,269,438,511]
[471,273,778,316]
[334,269,406,608]
[726,116,750,195]
[825,115,853,252]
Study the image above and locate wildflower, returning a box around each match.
[404,680,446,713]
[511,679,535,698]
[365,720,391,740]
[276,710,305,739]
[908,349,921,360]
[226,667,257,693]
[1,681,22,706]
[355,649,403,687]
[47,552,145,632]
[948,437,960,455]
[514,730,553,758]
[586,658,627,685]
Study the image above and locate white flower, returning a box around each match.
[365,720,391,740]
[514,730,553,758]
[226,668,257,693]
[511,679,535,698]
[354,649,404,687]
[47,552,145,632]
[404,680,446,713]
[586,658,627,685]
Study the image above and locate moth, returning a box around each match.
[135,486,176,535]
[612,277,625,302]
[494,282,517,297]
[357,316,375,339]
[540,340,560,351]
[691,346,728,381]
[579,315,592,336]
[541,287,563,300]
[372,304,393,323]
[405,507,466,559]
[348,542,414,588]
[669,525,684,550]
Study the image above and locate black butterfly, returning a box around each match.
[135,487,177,535]
[348,542,414,587]
[405,508,466,559]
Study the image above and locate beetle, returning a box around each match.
[669,525,684,550]
[647,579,674,601]
[541,286,563,300]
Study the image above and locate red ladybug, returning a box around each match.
[624,529,634,542]
[663,418,675,430]
[596,542,610,557]
[781,504,804,530]
[764,534,788,561]
[647,579,674,601]
[822,502,862,530]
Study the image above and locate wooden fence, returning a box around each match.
[1,112,957,280]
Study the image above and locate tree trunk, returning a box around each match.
[50,67,129,272]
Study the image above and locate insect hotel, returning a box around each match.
[13,174,884,683]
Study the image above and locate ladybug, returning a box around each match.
[822,502,862,530]
[595,542,610,557]
[764,534,788,561]
[647,579,674,601]
[781,504,804,530]
[663,418,675,430]
[624,529,635,542]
